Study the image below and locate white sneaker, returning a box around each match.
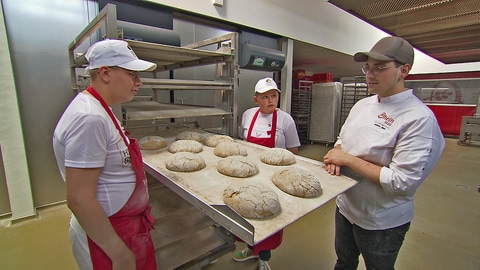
[259,260,271,270]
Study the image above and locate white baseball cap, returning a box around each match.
[85,39,157,72]
[255,77,281,94]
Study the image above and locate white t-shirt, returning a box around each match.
[53,93,135,217]
[336,89,445,230]
[241,107,300,149]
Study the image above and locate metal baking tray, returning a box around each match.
[142,132,358,245]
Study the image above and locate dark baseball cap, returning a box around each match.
[353,36,414,66]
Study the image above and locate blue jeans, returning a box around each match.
[334,207,410,270]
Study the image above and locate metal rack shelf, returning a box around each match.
[340,76,369,126]
[139,78,233,90]
[291,80,313,143]
[122,101,232,121]
[71,38,234,72]
[68,3,239,137]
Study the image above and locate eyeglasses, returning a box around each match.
[111,67,140,81]
[361,64,401,75]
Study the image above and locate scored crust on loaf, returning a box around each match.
[138,136,167,150]
[223,182,281,219]
[176,131,205,143]
[217,156,258,178]
[260,148,296,166]
[168,139,203,154]
[165,152,206,172]
[214,141,248,158]
[272,167,322,198]
[204,134,234,147]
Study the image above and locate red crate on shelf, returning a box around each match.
[293,69,306,80]
[312,73,333,83]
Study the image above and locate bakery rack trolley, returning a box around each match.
[291,80,313,144]
[67,3,240,269]
[339,76,369,127]
[68,3,239,139]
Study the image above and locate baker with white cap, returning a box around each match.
[85,39,157,72]
[53,39,157,270]
[254,77,281,94]
[235,77,300,270]
[323,36,445,269]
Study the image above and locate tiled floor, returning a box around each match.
[1,138,479,270]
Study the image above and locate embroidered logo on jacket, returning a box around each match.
[374,112,395,130]
[378,112,394,126]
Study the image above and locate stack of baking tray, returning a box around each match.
[147,178,235,269]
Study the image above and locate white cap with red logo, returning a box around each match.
[255,77,281,94]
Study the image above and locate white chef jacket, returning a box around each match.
[336,89,445,230]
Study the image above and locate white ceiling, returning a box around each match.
[328,0,480,65]
[292,40,364,79]
[291,0,480,79]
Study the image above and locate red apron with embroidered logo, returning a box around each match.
[86,87,156,270]
[245,108,283,253]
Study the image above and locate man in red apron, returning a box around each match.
[234,78,301,270]
[53,39,157,270]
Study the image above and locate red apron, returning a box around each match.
[86,86,156,270]
[245,108,283,253]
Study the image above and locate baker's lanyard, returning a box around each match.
[86,86,129,145]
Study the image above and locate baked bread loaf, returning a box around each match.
[138,136,167,150]
[214,141,248,158]
[168,140,203,153]
[204,134,234,147]
[217,156,258,178]
[223,182,281,219]
[165,152,206,172]
[260,148,296,166]
[272,168,322,198]
[176,131,205,143]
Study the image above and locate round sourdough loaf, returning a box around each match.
[176,131,205,143]
[217,156,258,178]
[260,148,296,166]
[165,152,205,172]
[223,182,281,219]
[168,139,203,153]
[214,141,248,158]
[204,134,234,147]
[272,167,322,198]
[138,136,167,150]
